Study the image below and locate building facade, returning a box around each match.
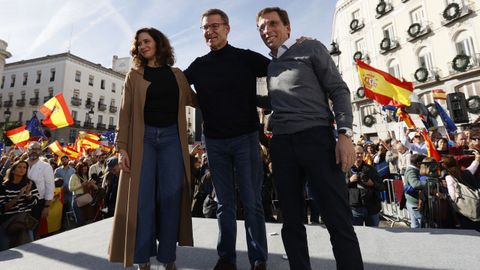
[0,39,11,82]
[1,52,125,143]
[331,0,480,140]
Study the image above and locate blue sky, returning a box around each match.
[0,0,337,70]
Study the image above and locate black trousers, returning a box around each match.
[270,126,364,270]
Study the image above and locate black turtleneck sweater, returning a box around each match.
[184,44,270,139]
[143,65,179,127]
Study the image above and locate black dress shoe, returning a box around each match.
[251,261,267,270]
[213,257,237,270]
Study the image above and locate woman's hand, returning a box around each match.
[118,149,131,173]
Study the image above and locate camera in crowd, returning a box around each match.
[351,167,370,182]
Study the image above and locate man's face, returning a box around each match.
[257,11,291,52]
[61,157,69,166]
[456,133,468,147]
[201,14,229,50]
[354,147,364,163]
[28,144,42,160]
[98,154,106,163]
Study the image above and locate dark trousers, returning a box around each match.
[270,126,363,270]
[31,199,45,238]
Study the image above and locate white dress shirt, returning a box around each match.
[28,159,55,200]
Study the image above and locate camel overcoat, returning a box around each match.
[108,66,196,267]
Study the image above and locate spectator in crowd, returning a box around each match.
[347,146,385,226]
[26,141,55,236]
[54,155,76,227]
[69,162,95,226]
[363,143,375,166]
[384,139,400,177]
[184,8,269,270]
[102,157,120,218]
[0,160,40,250]
[402,130,427,155]
[89,151,107,185]
[396,141,411,177]
[256,7,363,270]
[437,138,450,155]
[449,132,469,155]
[442,154,480,231]
[109,27,195,270]
[373,140,390,179]
[404,154,427,228]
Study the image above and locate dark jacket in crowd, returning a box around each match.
[346,162,385,214]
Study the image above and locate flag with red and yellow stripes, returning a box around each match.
[5,125,30,147]
[39,93,74,130]
[357,60,413,107]
[396,108,417,129]
[422,130,441,162]
[432,89,447,101]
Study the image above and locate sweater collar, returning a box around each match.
[208,43,232,56]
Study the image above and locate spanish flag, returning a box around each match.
[79,136,101,150]
[357,60,413,107]
[5,125,30,147]
[39,93,74,130]
[432,89,447,101]
[396,108,416,129]
[48,141,67,158]
[421,130,441,162]
[63,146,80,159]
[78,130,100,141]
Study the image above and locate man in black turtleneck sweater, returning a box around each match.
[184,8,269,270]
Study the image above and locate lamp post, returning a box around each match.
[329,41,342,69]
[3,108,11,145]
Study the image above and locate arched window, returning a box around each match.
[455,31,476,57]
[387,58,401,78]
[417,47,434,71]
[455,80,480,98]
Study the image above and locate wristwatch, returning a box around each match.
[338,128,354,138]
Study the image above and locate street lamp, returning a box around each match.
[329,41,342,69]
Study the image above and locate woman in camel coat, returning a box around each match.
[108,27,196,270]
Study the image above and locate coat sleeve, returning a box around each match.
[115,72,134,151]
[179,71,198,108]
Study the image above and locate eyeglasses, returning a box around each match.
[200,23,226,31]
[257,20,281,32]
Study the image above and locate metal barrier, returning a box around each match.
[380,178,410,227]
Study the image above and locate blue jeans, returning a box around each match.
[205,131,268,265]
[351,207,380,227]
[134,124,184,264]
[406,202,422,228]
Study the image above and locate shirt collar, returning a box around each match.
[269,38,295,59]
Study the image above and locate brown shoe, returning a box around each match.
[213,257,237,270]
[251,261,267,270]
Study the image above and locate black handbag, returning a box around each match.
[2,212,38,234]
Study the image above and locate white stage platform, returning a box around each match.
[0,217,479,269]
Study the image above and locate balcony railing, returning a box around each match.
[85,101,95,109]
[109,105,117,113]
[29,97,39,106]
[352,51,370,64]
[3,100,13,107]
[71,97,82,106]
[16,99,26,107]
[441,2,473,26]
[83,122,94,129]
[96,123,106,130]
[108,124,116,130]
[98,103,107,111]
[74,120,82,127]
[448,53,480,75]
[44,95,53,102]
[412,67,440,84]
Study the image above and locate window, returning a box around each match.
[34,89,39,98]
[1,76,4,89]
[85,112,92,122]
[23,73,28,86]
[111,82,116,93]
[418,47,434,71]
[18,112,23,122]
[75,71,81,82]
[50,68,56,82]
[446,0,465,5]
[110,99,115,106]
[8,93,13,100]
[73,89,80,97]
[88,75,94,86]
[352,10,360,20]
[10,74,15,87]
[20,90,26,100]
[455,80,480,99]
[109,116,114,125]
[383,24,395,39]
[101,79,105,89]
[356,39,366,52]
[98,115,103,124]
[410,7,425,24]
[99,96,105,104]
[455,31,476,57]
[72,110,78,120]
[387,59,401,78]
[48,87,54,96]
[36,70,41,84]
